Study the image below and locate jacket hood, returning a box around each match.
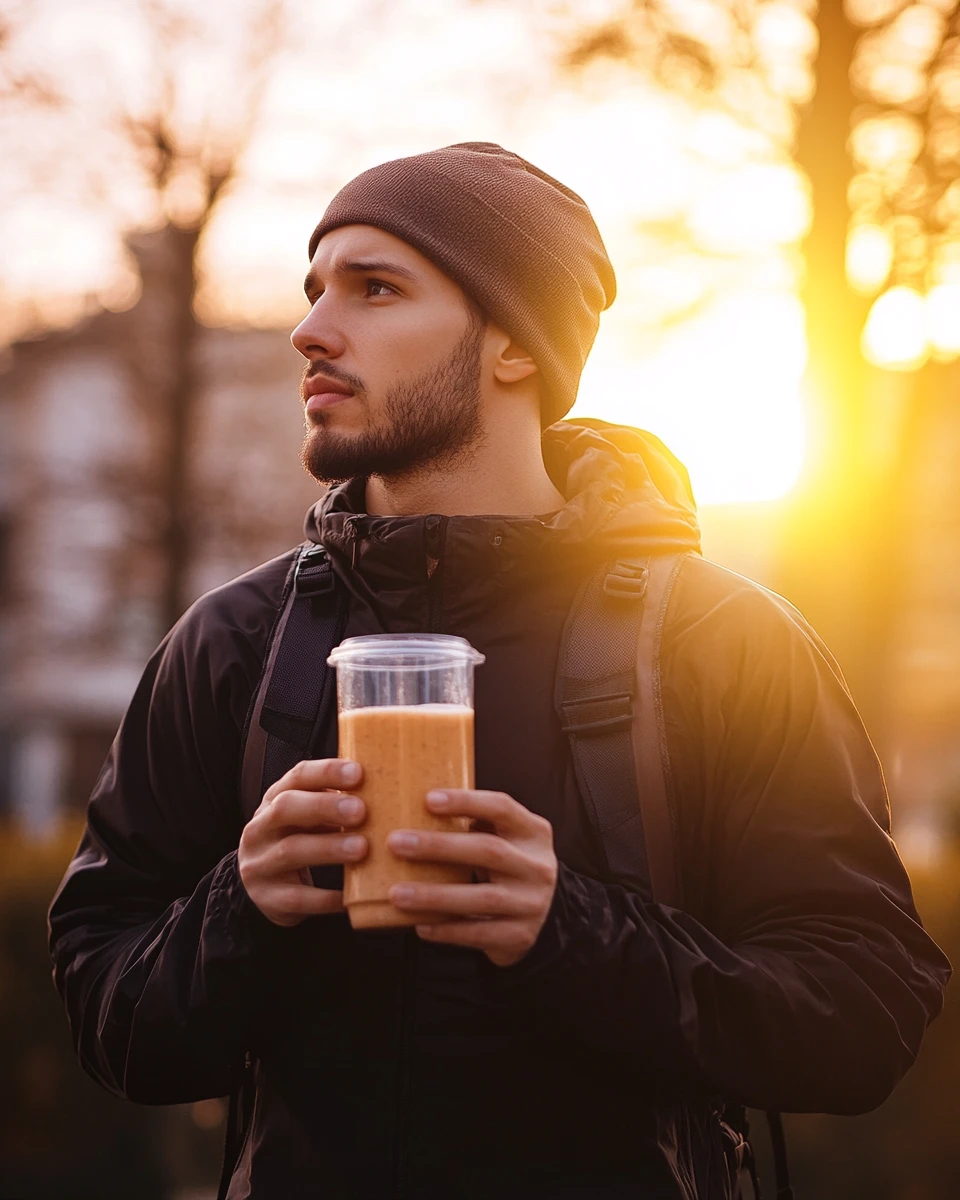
[304,419,700,567]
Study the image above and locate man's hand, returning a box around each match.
[386,790,558,967]
[238,759,368,927]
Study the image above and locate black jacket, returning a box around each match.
[49,421,950,1199]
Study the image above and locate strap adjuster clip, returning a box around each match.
[603,561,648,600]
[560,691,634,736]
[295,547,335,598]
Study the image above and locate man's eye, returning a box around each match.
[367,280,394,297]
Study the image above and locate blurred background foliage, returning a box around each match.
[1,0,959,1196]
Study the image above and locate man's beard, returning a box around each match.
[301,315,486,486]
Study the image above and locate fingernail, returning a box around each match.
[392,885,415,903]
[338,796,363,820]
[427,790,449,808]
[390,831,419,851]
[341,761,361,785]
[342,836,365,855]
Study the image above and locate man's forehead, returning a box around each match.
[308,223,424,272]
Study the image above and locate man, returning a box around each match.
[50,143,948,1199]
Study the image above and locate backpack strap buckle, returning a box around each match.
[295,545,335,597]
[603,560,649,600]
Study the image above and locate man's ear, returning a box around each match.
[492,332,538,385]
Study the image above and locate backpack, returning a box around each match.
[220,542,795,1200]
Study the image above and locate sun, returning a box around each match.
[571,287,807,505]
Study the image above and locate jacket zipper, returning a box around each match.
[425,515,448,633]
[393,515,445,1195]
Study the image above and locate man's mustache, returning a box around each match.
[300,362,366,403]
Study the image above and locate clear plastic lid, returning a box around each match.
[327,633,485,670]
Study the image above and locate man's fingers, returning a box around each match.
[260,831,368,874]
[386,828,548,881]
[257,788,366,833]
[268,885,348,919]
[262,758,363,806]
[390,881,540,918]
[414,918,532,955]
[426,789,550,840]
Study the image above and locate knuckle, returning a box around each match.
[275,887,303,915]
[269,789,293,821]
[532,857,557,887]
[237,857,255,890]
[287,760,308,788]
[475,833,504,867]
[529,889,551,916]
[271,837,297,872]
[491,841,514,871]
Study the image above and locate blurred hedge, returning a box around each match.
[1,823,957,1198]
[759,852,960,1199]
[0,822,222,1200]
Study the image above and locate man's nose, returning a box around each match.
[291,300,346,360]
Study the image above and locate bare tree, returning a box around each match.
[112,0,287,630]
[555,0,960,723]
[556,0,811,323]
[0,0,60,106]
[2,0,289,630]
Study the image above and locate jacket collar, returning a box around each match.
[303,420,701,600]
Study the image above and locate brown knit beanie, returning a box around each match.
[308,142,616,428]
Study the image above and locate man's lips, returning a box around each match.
[306,390,354,414]
[303,375,356,414]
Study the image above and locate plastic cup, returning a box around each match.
[327,634,485,930]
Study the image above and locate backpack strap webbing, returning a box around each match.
[630,551,687,908]
[559,550,795,1200]
[223,544,345,1200]
[556,553,685,900]
[239,542,345,820]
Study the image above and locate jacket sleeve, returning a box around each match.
[493,560,951,1116]
[48,562,305,1104]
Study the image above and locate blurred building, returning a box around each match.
[0,229,319,834]
[2,228,958,847]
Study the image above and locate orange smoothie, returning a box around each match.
[338,703,475,929]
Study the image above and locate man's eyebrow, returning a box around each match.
[303,258,419,296]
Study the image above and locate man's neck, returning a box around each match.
[364,425,565,518]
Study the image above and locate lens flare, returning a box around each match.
[862,286,928,370]
[846,225,894,294]
[926,284,960,358]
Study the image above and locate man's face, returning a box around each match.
[291,224,486,485]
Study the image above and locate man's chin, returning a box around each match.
[300,427,367,485]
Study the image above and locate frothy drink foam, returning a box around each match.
[339,703,475,930]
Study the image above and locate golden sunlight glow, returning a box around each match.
[926,284,960,358]
[862,285,929,370]
[572,288,807,505]
[846,224,894,294]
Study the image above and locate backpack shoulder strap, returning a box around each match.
[225,544,346,1200]
[239,542,345,820]
[631,551,687,908]
[559,551,796,1199]
[554,549,691,902]
[556,552,686,901]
